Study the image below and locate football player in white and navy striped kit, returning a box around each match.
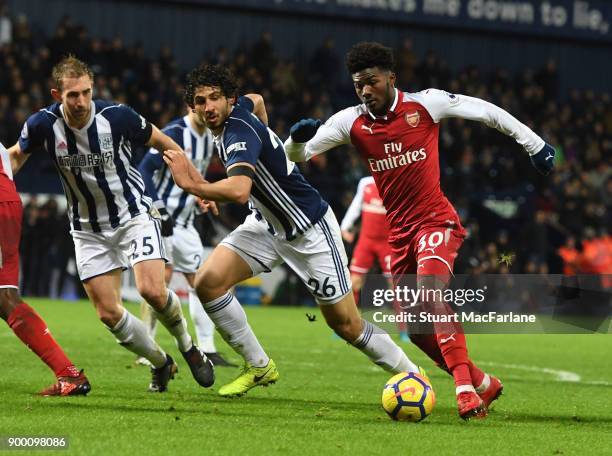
[138,107,235,366]
[163,64,422,398]
[7,56,214,392]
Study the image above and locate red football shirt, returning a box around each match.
[288,88,545,244]
[340,176,389,241]
[0,143,19,203]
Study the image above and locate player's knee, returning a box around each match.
[0,289,21,321]
[195,267,228,300]
[329,317,362,342]
[97,305,125,328]
[137,282,167,309]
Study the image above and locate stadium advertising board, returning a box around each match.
[191,0,611,42]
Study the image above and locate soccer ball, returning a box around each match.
[381,372,435,422]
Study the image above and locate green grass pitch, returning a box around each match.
[1,299,611,455]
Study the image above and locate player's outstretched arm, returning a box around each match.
[7,142,30,175]
[421,89,556,175]
[284,108,354,162]
[147,125,183,155]
[163,150,252,204]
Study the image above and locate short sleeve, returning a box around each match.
[237,96,254,113]
[117,105,153,145]
[223,121,263,168]
[18,112,46,154]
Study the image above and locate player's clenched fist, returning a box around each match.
[290,118,321,143]
[163,149,205,192]
[530,143,556,176]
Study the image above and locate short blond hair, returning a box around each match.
[52,55,94,90]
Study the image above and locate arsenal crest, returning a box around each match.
[405,111,420,128]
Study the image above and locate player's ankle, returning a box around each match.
[455,384,477,395]
[57,365,81,378]
[475,373,491,393]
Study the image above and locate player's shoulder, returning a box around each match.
[94,99,123,114]
[225,106,264,142]
[95,99,143,121]
[328,104,368,126]
[94,100,129,122]
[29,103,61,125]
[228,105,254,124]
[24,103,60,139]
[402,88,458,107]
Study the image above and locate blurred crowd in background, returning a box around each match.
[0,10,609,298]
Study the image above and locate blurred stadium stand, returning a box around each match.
[1,0,610,299]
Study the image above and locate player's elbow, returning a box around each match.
[233,189,250,205]
[226,175,252,204]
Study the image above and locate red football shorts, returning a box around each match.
[0,200,23,288]
[390,224,465,277]
[350,236,391,276]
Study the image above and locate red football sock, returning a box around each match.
[7,302,79,378]
[451,363,472,389]
[469,360,486,387]
[417,264,474,388]
[353,288,360,306]
[433,307,472,387]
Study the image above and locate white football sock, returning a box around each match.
[109,309,167,368]
[353,319,419,374]
[202,292,269,367]
[456,385,477,395]
[475,374,491,393]
[140,300,158,338]
[188,287,216,353]
[154,289,193,352]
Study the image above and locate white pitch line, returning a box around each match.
[478,361,582,382]
[478,361,612,385]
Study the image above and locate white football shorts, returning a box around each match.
[163,225,208,274]
[220,207,352,305]
[72,213,168,281]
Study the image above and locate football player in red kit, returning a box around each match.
[285,42,555,419]
[0,142,90,396]
[340,176,391,304]
[341,176,409,338]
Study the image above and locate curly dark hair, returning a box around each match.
[184,64,238,107]
[345,42,394,74]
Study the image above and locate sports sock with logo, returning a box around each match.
[7,302,80,378]
[188,287,216,353]
[353,319,420,373]
[202,292,269,368]
[109,308,167,368]
[433,306,472,388]
[154,289,193,352]
[417,266,473,388]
